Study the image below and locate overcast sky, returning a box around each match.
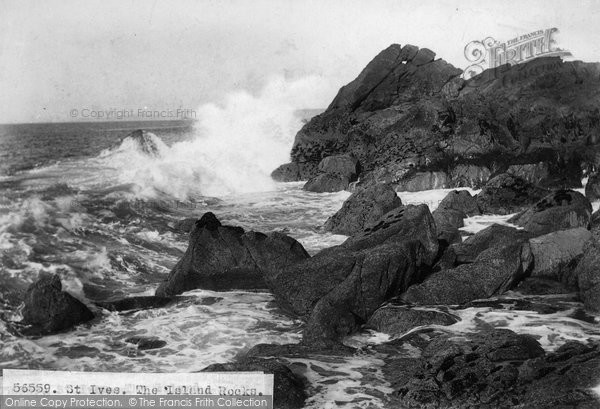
[1,0,599,123]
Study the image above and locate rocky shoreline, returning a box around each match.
[10,44,600,408]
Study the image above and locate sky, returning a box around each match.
[1,0,599,124]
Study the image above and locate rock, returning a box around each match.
[271,162,319,182]
[202,358,307,409]
[573,239,600,312]
[516,277,574,295]
[476,173,548,215]
[528,228,592,283]
[450,165,491,188]
[585,172,600,201]
[96,296,176,312]
[317,155,360,181]
[382,329,600,409]
[302,173,349,193]
[402,240,532,305]
[437,189,481,216]
[323,183,402,235]
[266,205,438,345]
[507,162,550,185]
[155,212,309,296]
[431,208,465,246]
[366,304,459,337]
[125,336,167,350]
[436,224,532,269]
[124,130,162,156]
[412,48,436,66]
[508,189,592,235]
[395,171,450,192]
[20,273,94,335]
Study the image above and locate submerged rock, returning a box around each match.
[323,183,402,235]
[155,212,309,296]
[508,189,592,235]
[96,296,176,312]
[303,173,349,193]
[124,129,162,156]
[125,336,167,350]
[20,273,94,335]
[271,162,320,182]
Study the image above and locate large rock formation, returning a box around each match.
[20,273,95,335]
[475,173,548,214]
[266,205,438,345]
[156,212,309,296]
[323,183,402,235]
[274,43,600,189]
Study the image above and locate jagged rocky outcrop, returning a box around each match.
[323,183,402,235]
[266,204,438,346]
[155,212,309,296]
[274,43,600,190]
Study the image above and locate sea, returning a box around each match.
[1,118,599,408]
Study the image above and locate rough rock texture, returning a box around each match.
[202,358,307,409]
[395,171,450,192]
[271,162,320,182]
[302,173,350,193]
[509,190,593,235]
[449,165,491,188]
[317,154,360,180]
[435,224,532,271]
[573,238,600,312]
[437,189,481,216]
[275,42,600,190]
[366,304,459,337]
[156,212,309,296]
[585,172,600,201]
[323,183,402,235]
[528,227,592,282]
[507,162,550,185]
[21,274,94,335]
[431,208,465,246]
[382,329,600,409]
[475,173,548,215]
[402,241,532,305]
[266,205,438,345]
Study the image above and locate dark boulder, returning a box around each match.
[271,162,319,182]
[173,218,197,233]
[382,329,600,409]
[431,208,465,246]
[573,238,600,312]
[303,173,349,193]
[476,173,548,215]
[156,212,309,296]
[366,304,459,337]
[437,189,481,216]
[402,240,533,305]
[202,358,307,409]
[122,130,162,156]
[266,205,438,345]
[20,273,94,335]
[508,189,592,235]
[323,183,402,235]
[528,227,592,283]
[585,172,600,201]
[435,224,532,270]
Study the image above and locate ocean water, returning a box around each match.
[0,119,599,408]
